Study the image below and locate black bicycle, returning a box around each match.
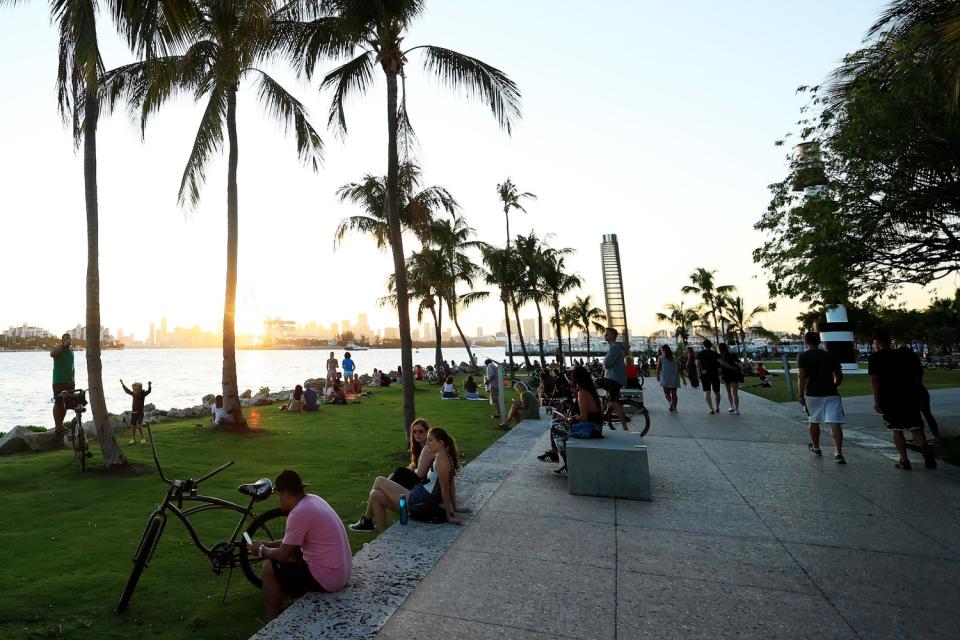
[598,378,651,436]
[116,425,288,612]
[58,389,92,471]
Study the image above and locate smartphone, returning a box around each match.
[242,532,252,545]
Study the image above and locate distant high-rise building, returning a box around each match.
[328,323,338,337]
[355,313,370,337]
[383,327,399,340]
[600,234,629,348]
[160,317,168,336]
[476,326,484,338]
[441,328,452,341]
[341,319,352,333]
[522,318,536,339]
[149,322,156,346]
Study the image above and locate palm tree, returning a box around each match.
[655,301,702,353]
[681,267,736,345]
[559,304,579,358]
[497,178,536,251]
[385,249,447,370]
[515,233,571,367]
[428,215,485,367]
[104,0,327,426]
[0,0,155,466]
[334,161,457,249]
[722,296,778,356]
[541,252,581,364]
[570,295,607,358]
[481,246,522,374]
[297,0,521,437]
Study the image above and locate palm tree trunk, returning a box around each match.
[503,299,515,373]
[566,327,572,357]
[83,87,126,467]
[432,298,443,371]
[511,299,532,368]
[552,297,564,365]
[534,299,546,367]
[386,71,415,443]
[505,209,511,251]
[222,87,246,428]
[450,307,475,367]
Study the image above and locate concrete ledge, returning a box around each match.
[250,414,551,639]
[567,430,651,500]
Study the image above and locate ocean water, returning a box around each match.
[0,346,505,431]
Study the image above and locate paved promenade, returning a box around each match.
[375,384,960,640]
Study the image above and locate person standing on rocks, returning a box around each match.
[121,379,152,445]
[50,333,75,434]
[797,332,846,463]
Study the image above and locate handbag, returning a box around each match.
[388,466,421,490]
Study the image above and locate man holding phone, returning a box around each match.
[247,470,352,620]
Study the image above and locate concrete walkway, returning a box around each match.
[374,382,960,639]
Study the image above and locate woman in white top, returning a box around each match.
[656,344,681,413]
[441,376,459,399]
[349,427,470,533]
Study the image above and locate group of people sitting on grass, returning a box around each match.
[440,375,483,399]
[280,379,369,413]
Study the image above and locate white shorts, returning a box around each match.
[805,395,845,425]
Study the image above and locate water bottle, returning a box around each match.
[398,493,408,525]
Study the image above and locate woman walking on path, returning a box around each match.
[656,345,681,413]
[717,343,744,415]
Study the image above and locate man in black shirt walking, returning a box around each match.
[695,339,723,415]
[869,330,936,470]
[797,332,846,463]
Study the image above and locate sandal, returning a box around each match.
[895,459,912,470]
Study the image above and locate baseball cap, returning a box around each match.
[274,469,309,494]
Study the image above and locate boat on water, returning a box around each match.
[345,341,369,351]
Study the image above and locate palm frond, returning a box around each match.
[251,69,324,170]
[319,50,375,135]
[415,45,521,134]
[178,85,227,208]
[334,214,389,250]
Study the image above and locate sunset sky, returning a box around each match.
[1,0,953,341]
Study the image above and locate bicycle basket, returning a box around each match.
[60,389,87,410]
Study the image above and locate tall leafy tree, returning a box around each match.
[104,0,327,425]
[481,246,522,374]
[296,0,521,435]
[655,301,702,353]
[429,215,485,367]
[541,252,581,364]
[515,233,571,367]
[570,295,607,358]
[496,178,536,251]
[681,268,736,345]
[334,161,457,249]
[721,296,777,354]
[0,0,178,466]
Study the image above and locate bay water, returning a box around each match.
[0,346,505,432]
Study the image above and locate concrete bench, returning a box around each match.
[566,430,650,500]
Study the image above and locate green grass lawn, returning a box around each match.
[0,379,505,640]
[739,364,960,403]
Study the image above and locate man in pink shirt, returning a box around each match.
[247,470,352,620]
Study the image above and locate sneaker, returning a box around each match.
[708,409,715,415]
[726,408,735,413]
[834,454,846,464]
[922,448,938,470]
[348,517,375,533]
[808,443,822,456]
[128,439,135,445]
[140,439,147,445]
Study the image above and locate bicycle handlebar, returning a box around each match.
[144,424,234,488]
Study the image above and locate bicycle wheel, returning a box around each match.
[239,508,289,589]
[73,417,88,472]
[623,400,651,437]
[117,514,163,612]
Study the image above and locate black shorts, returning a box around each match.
[881,412,923,432]
[602,379,622,403]
[272,558,327,597]
[701,375,721,393]
[129,411,144,426]
[53,382,76,407]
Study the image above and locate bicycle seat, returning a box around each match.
[238,478,273,501]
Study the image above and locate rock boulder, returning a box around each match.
[0,426,64,455]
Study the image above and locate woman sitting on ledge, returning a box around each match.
[506,381,540,425]
[349,427,469,533]
[441,376,459,399]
